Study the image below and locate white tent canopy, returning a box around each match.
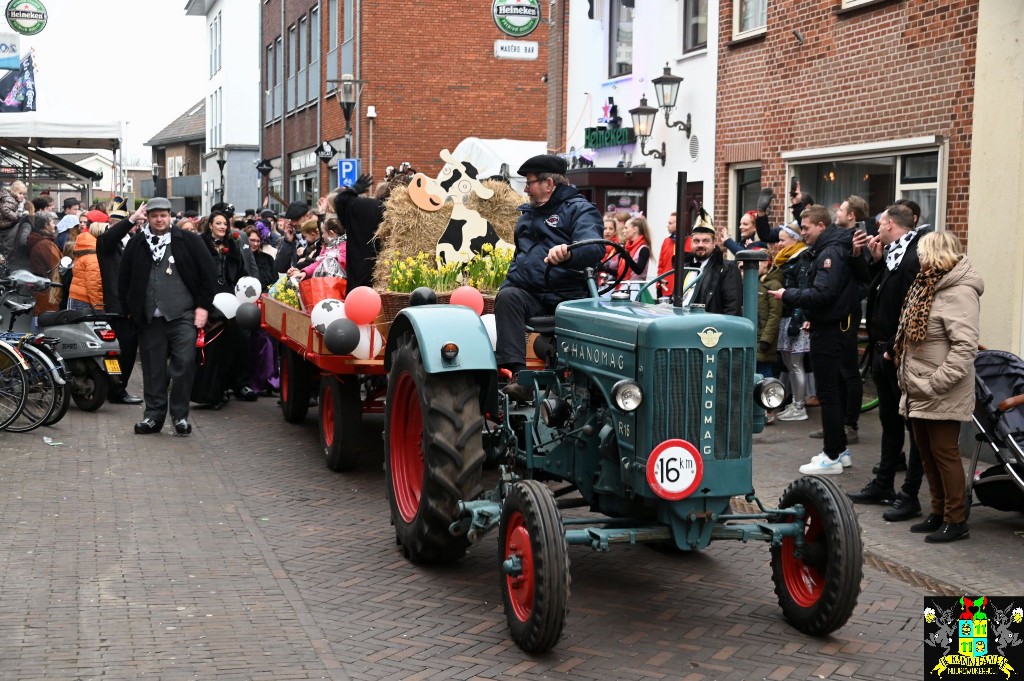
[0,114,122,150]
[451,137,547,192]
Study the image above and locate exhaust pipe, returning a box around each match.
[735,250,768,331]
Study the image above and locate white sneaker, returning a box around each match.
[799,453,844,476]
[777,403,808,421]
[838,450,852,468]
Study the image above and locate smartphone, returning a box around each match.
[854,220,867,235]
[789,176,799,198]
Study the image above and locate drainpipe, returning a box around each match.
[354,0,360,165]
[316,0,322,198]
[281,0,288,203]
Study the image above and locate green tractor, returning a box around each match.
[382,240,862,653]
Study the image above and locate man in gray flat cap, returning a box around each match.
[118,198,217,436]
[496,154,604,402]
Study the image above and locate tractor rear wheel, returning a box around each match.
[498,480,570,653]
[280,348,311,423]
[770,476,862,636]
[319,375,361,471]
[384,336,485,564]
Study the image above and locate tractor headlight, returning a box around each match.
[754,378,787,409]
[611,379,643,412]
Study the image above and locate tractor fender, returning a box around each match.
[385,304,497,375]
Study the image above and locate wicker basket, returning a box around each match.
[380,290,495,323]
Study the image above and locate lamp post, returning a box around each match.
[328,74,366,162]
[651,64,692,138]
[151,163,160,198]
[216,148,226,201]
[629,96,666,166]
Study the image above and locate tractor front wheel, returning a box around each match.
[498,480,570,653]
[770,476,863,636]
[319,375,361,471]
[384,336,485,564]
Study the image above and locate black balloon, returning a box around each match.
[235,302,262,331]
[323,318,360,356]
[409,286,437,306]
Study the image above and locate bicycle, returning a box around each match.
[0,338,28,429]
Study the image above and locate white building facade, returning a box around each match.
[186,0,261,214]
[565,0,717,254]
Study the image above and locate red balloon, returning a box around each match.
[450,285,484,316]
[344,286,382,326]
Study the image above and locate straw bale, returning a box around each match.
[373,179,524,290]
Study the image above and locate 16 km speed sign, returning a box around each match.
[646,439,704,500]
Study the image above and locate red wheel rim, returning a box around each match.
[391,372,423,523]
[281,356,290,403]
[322,381,334,448]
[503,511,535,622]
[781,504,825,607]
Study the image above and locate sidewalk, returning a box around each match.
[751,403,1024,597]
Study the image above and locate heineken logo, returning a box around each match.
[584,127,636,149]
[492,0,540,38]
[5,0,46,36]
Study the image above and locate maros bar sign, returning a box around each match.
[585,127,636,149]
[5,0,46,36]
[492,0,540,38]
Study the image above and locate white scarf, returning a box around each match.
[142,225,172,263]
[884,230,916,272]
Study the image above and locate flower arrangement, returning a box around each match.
[384,246,514,294]
[268,274,301,309]
[462,244,513,293]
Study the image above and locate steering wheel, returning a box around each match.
[543,239,638,297]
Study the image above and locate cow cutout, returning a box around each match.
[407,149,513,266]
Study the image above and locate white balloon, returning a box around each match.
[480,313,497,351]
[234,276,263,304]
[213,292,240,320]
[352,324,383,360]
[310,298,346,335]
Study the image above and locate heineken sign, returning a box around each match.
[5,0,46,36]
[585,127,636,149]
[492,0,540,38]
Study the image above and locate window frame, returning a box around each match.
[840,0,879,8]
[608,0,635,78]
[682,0,708,54]
[732,0,767,41]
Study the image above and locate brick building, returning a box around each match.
[714,0,976,236]
[260,0,548,208]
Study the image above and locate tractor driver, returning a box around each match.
[495,154,604,402]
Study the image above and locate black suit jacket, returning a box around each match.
[691,248,743,316]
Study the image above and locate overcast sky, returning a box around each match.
[18,0,207,164]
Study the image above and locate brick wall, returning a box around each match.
[715,0,978,240]
[262,0,548,194]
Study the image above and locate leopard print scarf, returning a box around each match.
[893,260,955,366]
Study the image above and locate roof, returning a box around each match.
[145,100,206,147]
[59,152,106,165]
[0,114,122,150]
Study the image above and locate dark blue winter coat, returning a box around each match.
[502,184,604,305]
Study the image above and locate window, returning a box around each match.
[683,0,707,52]
[288,25,297,78]
[733,165,762,231]
[265,42,276,122]
[788,150,941,228]
[841,0,878,8]
[342,0,354,76]
[609,0,635,77]
[309,7,320,97]
[734,0,767,38]
[328,0,338,51]
[208,13,222,77]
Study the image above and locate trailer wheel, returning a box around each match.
[499,480,570,653]
[384,335,485,564]
[319,375,361,471]
[280,348,310,423]
[770,476,862,636]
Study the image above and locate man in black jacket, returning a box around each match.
[497,154,604,402]
[770,205,861,475]
[847,204,925,519]
[118,198,217,436]
[95,199,143,404]
[687,224,742,315]
[333,173,405,290]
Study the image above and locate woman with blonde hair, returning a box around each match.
[774,224,813,422]
[895,231,983,543]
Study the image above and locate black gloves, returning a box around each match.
[349,173,373,196]
[757,187,774,213]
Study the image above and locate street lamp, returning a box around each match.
[329,73,366,159]
[651,64,692,138]
[216,148,226,200]
[629,96,666,166]
[151,163,160,197]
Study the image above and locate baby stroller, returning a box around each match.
[966,349,1024,516]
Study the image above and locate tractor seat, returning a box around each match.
[526,315,555,335]
[37,309,93,328]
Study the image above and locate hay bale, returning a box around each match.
[373,179,524,291]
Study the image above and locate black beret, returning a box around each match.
[518,154,568,177]
[284,201,310,221]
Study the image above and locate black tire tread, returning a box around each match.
[499,480,571,653]
[320,375,361,471]
[770,476,863,636]
[281,348,310,423]
[71,362,109,412]
[385,338,485,564]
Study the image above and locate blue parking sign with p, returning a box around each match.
[338,159,361,188]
